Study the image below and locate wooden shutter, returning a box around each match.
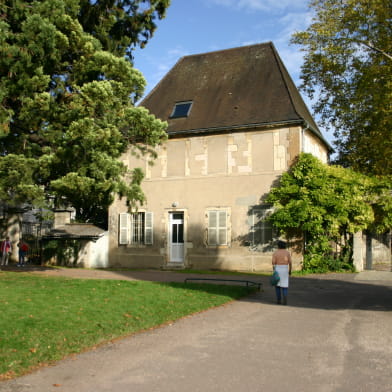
[208,211,218,245]
[119,213,129,245]
[218,210,227,245]
[144,212,153,245]
[208,210,228,245]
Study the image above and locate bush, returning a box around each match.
[302,254,355,273]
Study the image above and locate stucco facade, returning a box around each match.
[109,125,328,271]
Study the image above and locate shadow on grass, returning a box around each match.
[105,269,392,313]
[3,266,392,312]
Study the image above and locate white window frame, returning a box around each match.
[206,208,230,246]
[118,211,153,245]
[170,101,193,118]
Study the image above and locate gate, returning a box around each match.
[21,222,53,264]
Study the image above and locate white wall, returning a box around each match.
[87,232,109,268]
[303,129,329,163]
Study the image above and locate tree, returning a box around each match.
[0,0,169,227]
[78,0,170,59]
[291,0,392,176]
[266,153,382,272]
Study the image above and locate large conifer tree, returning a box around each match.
[0,0,170,227]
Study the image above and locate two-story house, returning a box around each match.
[108,42,331,271]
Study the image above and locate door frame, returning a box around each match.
[168,210,186,264]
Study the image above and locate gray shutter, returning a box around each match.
[208,211,218,245]
[144,212,153,245]
[119,213,129,245]
[218,210,227,245]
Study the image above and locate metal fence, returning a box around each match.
[22,222,52,238]
[21,222,53,264]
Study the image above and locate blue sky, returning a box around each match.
[133,0,334,145]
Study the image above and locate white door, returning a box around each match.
[169,212,184,263]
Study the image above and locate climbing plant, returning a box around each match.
[266,153,391,272]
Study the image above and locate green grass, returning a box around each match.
[0,272,254,379]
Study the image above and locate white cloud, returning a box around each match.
[209,0,308,12]
[277,11,313,40]
[239,9,312,80]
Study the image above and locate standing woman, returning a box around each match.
[1,236,12,266]
[17,239,29,267]
[272,240,292,305]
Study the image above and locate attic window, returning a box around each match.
[170,101,193,118]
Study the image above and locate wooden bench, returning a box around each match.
[184,277,262,291]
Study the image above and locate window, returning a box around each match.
[119,212,153,245]
[170,101,193,118]
[249,206,273,246]
[207,209,229,246]
[171,213,184,244]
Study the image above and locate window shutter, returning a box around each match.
[145,212,153,245]
[208,211,218,245]
[218,210,227,245]
[119,213,129,245]
[208,210,228,245]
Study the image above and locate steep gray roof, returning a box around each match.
[141,42,329,147]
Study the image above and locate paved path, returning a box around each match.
[1,268,392,392]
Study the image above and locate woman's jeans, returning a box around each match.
[275,286,288,300]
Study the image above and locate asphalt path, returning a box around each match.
[1,269,392,392]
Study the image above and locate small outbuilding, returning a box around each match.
[42,210,108,268]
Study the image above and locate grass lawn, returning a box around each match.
[0,271,254,380]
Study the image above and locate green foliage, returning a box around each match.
[42,239,82,266]
[292,0,392,176]
[367,176,392,233]
[266,153,391,272]
[0,154,46,206]
[0,1,169,227]
[302,254,355,273]
[78,0,170,58]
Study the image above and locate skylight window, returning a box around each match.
[170,101,193,118]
